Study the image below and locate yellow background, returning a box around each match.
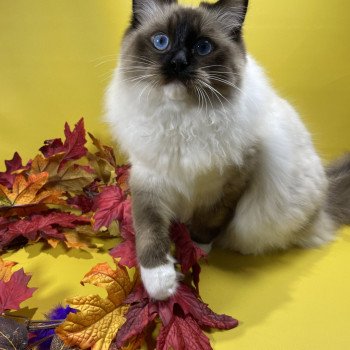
[1,0,349,349]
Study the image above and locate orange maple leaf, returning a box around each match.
[56,261,134,350]
[0,172,64,208]
[0,258,17,282]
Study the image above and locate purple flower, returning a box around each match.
[29,304,76,350]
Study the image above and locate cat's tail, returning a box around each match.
[325,153,350,227]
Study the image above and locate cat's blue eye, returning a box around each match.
[153,33,170,51]
[195,39,213,56]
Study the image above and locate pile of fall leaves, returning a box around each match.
[0,119,238,350]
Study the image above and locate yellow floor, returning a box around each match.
[1,1,350,349]
[3,228,350,349]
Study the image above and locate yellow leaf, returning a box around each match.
[47,238,60,248]
[0,172,64,207]
[30,154,64,176]
[63,231,99,253]
[56,295,129,350]
[0,258,17,282]
[81,262,133,305]
[56,262,134,350]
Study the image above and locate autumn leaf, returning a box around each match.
[63,231,99,253]
[0,212,90,251]
[0,172,64,208]
[0,152,28,189]
[164,284,238,330]
[0,268,36,313]
[40,118,87,169]
[88,133,117,169]
[31,154,95,194]
[114,299,157,348]
[87,133,118,185]
[115,165,131,192]
[0,258,17,283]
[48,164,95,194]
[109,239,137,268]
[56,262,133,350]
[93,186,130,230]
[156,315,212,350]
[171,223,207,274]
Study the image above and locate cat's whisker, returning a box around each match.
[198,79,232,120]
[146,79,160,104]
[120,55,158,65]
[208,75,260,109]
[195,85,207,117]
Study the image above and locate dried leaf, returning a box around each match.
[81,262,133,305]
[167,284,239,330]
[114,300,157,348]
[0,173,64,208]
[40,118,87,169]
[115,165,131,192]
[31,155,95,194]
[63,232,96,252]
[0,258,17,283]
[0,317,28,350]
[109,239,137,268]
[0,152,28,189]
[156,315,212,350]
[88,133,117,169]
[92,186,129,230]
[87,153,116,185]
[56,262,133,350]
[171,223,207,274]
[0,269,36,313]
[0,212,90,251]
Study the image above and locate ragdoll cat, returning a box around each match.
[105,0,350,300]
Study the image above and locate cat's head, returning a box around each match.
[118,0,249,104]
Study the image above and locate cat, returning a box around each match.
[105,0,350,300]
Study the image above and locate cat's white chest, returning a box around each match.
[106,78,255,180]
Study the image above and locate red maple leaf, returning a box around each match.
[39,138,65,158]
[0,212,90,250]
[93,186,130,230]
[109,239,137,268]
[115,282,238,349]
[0,152,28,189]
[171,223,207,291]
[0,268,36,313]
[108,199,137,267]
[40,118,87,169]
[114,299,158,348]
[168,284,239,330]
[156,315,212,350]
[171,223,207,273]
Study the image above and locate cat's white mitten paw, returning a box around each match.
[140,255,178,300]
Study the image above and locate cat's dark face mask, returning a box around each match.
[120,0,248,104]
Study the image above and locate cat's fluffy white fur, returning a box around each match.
[105,55,333,298]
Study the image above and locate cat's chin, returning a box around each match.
[163,82,188,102]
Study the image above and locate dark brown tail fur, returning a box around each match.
[326,153,350,226]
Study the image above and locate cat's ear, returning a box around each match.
[201,0,249,37]
[131,0,177,28]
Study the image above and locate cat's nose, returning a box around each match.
[170,50,189,73]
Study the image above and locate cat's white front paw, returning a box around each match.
[140,255,178,300]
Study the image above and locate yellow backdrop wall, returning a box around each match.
[1,1,350,349]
